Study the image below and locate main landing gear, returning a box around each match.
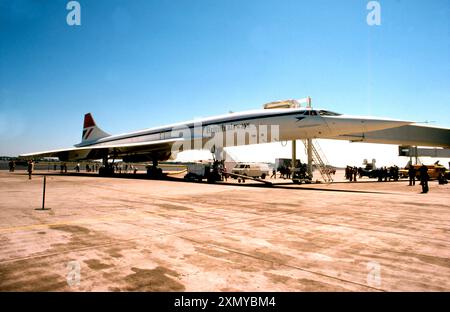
[146,159,163,178]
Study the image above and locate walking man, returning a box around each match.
[8,160,15,172]
[27,160,34,180]
[223,166,228,182]
[408,165,416,186]
[419,164,429,193]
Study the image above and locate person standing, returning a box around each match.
[377,169,382,182]
[408,165,416,186]
[438,170,448,185]
[8,160,15,172]
[393,165,399,181]
[222,166,228,182]
[27,160,34,180]
[419,164,429,193]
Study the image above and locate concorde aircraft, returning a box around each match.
[20,105,450,174]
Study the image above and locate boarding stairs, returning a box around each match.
[302,139,334,183]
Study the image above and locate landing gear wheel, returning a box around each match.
[146,166,163,178]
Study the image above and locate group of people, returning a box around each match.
[60,163,68,173]
[277,166,292,179]
[111,163,138,174]
[85,164,99,172]
[272,163,332,180]
[344,163,440,193]
[72,163,106,173]
[24,161,141,178]
[408,164,431,193]
[375,166,400,182]
[346,165,401,182]
[345,166,359,182]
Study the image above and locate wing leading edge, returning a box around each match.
[19,138,184,161]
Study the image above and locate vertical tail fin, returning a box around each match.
[81,113,110,143]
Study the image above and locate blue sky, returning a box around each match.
[0,0,449,161]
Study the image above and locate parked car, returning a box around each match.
[399,163,449,180]
[231,163,270,179]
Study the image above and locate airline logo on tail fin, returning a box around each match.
[81,113,110,143]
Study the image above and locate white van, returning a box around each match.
[231,163,270,179]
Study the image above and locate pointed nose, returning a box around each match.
[358,118,412,132]
[324,116,413,135]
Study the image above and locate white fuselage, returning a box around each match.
[77,107,410,152]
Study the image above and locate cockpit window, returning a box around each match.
[300,110,341,116]
[302,110,317,116]
[318,110,341,116]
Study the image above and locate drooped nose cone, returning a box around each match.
[324,115,413,135]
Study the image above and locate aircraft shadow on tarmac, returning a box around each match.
[26,172,396,195]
